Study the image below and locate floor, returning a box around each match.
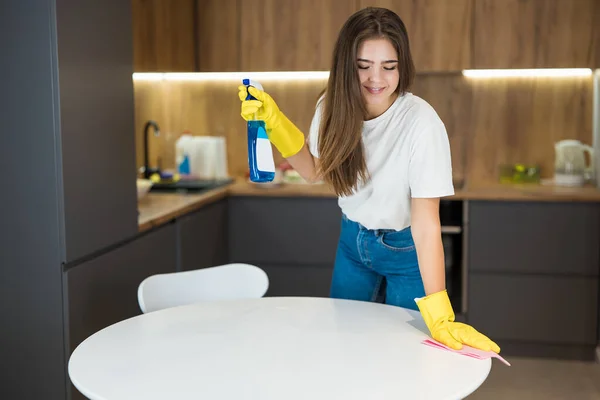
[467,356,600,399]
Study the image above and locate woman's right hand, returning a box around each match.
[237,85,305,158]
[238,85,280,127]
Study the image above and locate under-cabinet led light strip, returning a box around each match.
[462,68,592,78]
[132,69,593,81]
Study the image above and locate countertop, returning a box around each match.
[137,180,334,232]
[137,185,230,232]
[137,178,600,232]
[451,182,600,202]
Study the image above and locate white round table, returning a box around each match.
[69,297,491,400]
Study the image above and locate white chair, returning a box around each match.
[137,263,269,313]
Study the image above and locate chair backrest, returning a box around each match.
[137,263,269,313]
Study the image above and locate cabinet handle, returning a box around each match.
[441,226,462,234]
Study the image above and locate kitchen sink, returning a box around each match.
[149,178,233,194]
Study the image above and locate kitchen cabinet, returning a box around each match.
[131,0,600,73]
[66,223,177,400]
[178,199,228,271]
[259,264,334,297]
[132,0,196,71]
[466,201,600,360]
[3,1,137,398]
[360,0,473,71]
[132,0,476,72]
[196,0,240,72]
[469,274,597,349]
[131,0,240,72]
[240,0,361,71]
[468,202,599,276]
[228,197,341,297]
[473,0,600,69]
[58,0,139,263]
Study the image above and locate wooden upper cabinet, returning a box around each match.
[240,0,361,71]
[197,0,240,71]
[474,0,600,69]
[360,0,473,71]
[132,0,196,72]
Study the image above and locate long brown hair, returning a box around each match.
[317,7,415,197]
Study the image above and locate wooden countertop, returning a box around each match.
[226,179,336,197]
[137,185,230,232]
[137,180,335,232]
[452,182,600,202]
[226,179,600,202]
[138,178,600,232]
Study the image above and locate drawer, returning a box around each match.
[468,273,598,345]
[260,263,334,298]
[178,200,228,271]
[229,197,341,265]
[468,201,600,276]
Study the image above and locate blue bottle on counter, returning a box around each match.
[243,78,275,183]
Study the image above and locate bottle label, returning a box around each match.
[178,154,191,175]
[256,126,275,172]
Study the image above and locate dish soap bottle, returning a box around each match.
[243,78,275,183]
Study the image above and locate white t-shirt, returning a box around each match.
[308,92,454,231]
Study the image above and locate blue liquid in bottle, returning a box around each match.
[247,120,275,182]
[244,79,275,183]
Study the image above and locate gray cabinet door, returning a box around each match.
[178,200,228,271]
[2,1,137,398]
[228,196,341,297]
[260,264,334,298]
[57,0,138,264]
[468,201,600,276]
[229,197,341,265]
[468,274,598,345]
[66,223,177,400]
[2,2,71,399]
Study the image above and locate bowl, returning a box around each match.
[136,179,153,199]
[498,163,540,184]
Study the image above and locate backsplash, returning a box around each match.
[134,74,593,186]
[134,78,328,178]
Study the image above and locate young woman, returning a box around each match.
[238,7,499,354]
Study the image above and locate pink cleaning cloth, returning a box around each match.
[422,339,511,366]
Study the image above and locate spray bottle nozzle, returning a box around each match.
[243,78,265,121]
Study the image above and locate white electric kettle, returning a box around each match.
[554,140,594,186]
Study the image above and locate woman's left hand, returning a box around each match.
[416,289,500,353]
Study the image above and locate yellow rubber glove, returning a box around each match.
[237,85,305,158]
[416,289,500,353]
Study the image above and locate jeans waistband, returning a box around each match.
[342,213,407,236]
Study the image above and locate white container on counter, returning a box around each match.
[175,134,228,180]
[213,136,228,179]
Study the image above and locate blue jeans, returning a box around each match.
[330,214,425,311]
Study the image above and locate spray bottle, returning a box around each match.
[243,78,276,183]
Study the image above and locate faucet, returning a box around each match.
[143,120,160,179]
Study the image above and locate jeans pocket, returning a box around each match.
[378,230,416,252]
